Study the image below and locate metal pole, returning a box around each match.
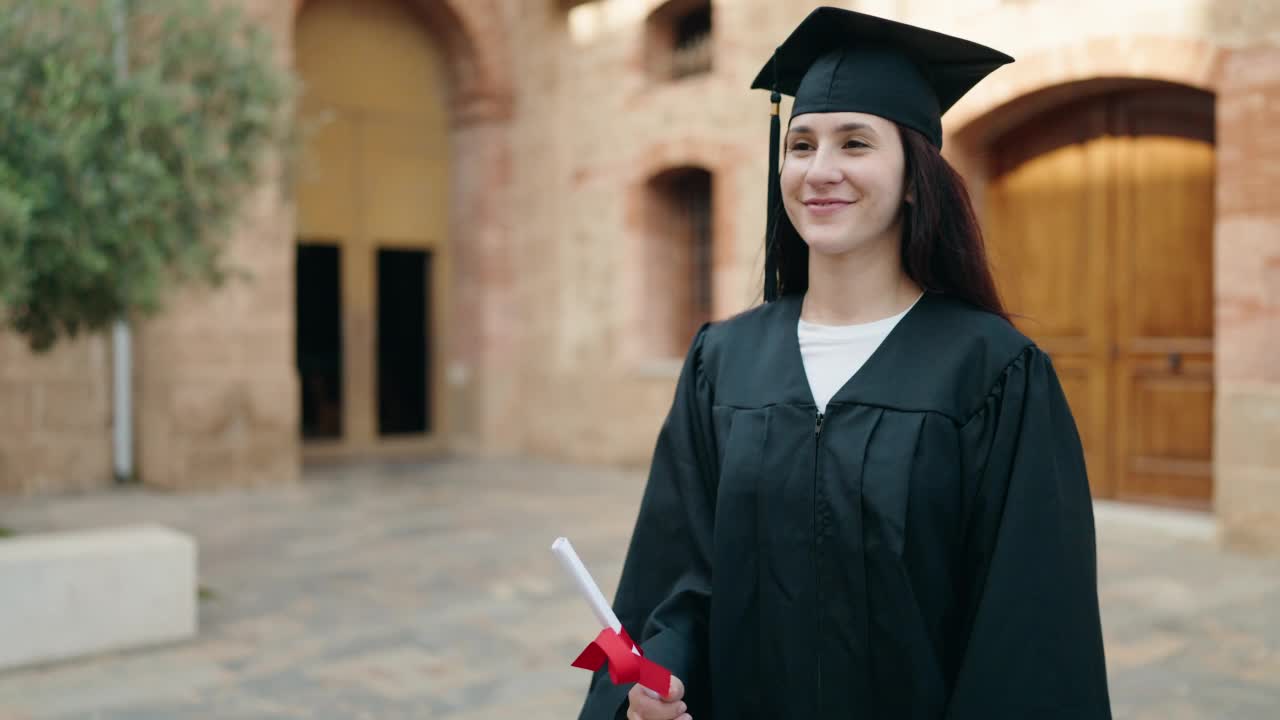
[111,0,133,483]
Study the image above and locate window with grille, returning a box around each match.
[645,167,714,358]
[646,0,712,81]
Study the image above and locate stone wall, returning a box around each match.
[1215,44,1280,551]
[513,1,815,465]
[0,335,111,494]
[134,0,300,490]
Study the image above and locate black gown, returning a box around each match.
[577,292,1111,720]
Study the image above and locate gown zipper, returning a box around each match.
[813,410,824,712]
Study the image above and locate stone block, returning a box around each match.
[170,444,239,492]
[1217,384,1280,469]
[1215,216,1280,307]
[0,445,22,495]
[34,381,109,431]
[139,326,239,380]
[1217,44,1280,94]
[1217,464,1280,554]
[0,435,111,496]
[0,383,32,432]
[1217,73,1280,217]
[247,373,300,432]
[1216,382,1280,554]
[240,435,301,487]
[0,525,197,671]
[169,381,259,439]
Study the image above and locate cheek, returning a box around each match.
[885,158,908,203]
[779,167,805,212]
[853,164,905,207]
[779,164,803,195]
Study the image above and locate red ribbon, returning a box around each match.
[571,627,672,697]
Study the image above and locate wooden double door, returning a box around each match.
[295,0,451,458]
[985,86,1216,509]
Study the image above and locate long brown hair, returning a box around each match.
[766,123,1008,321]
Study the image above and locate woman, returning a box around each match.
[579,8,1111,720]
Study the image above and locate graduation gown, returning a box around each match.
[577,292,1111,720]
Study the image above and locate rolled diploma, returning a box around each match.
[551,536,662,699]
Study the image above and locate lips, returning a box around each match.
[804,199,854,215]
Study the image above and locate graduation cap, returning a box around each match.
[751,7,1013,301]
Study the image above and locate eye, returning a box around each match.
[787,141,813,152]
[845,139,870,149]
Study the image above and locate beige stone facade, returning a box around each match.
[1,0,1277,549]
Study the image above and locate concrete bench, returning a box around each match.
[0,524,197,671]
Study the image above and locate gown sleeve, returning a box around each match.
[577,325,717,720]
[946,346,1112,719]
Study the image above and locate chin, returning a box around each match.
[801,230,863,257]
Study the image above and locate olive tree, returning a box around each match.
[0,0,295,351]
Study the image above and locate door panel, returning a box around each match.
[297,107,357,239]
[1122,369,1214,504]
[1123,138,1215,340]
[986,103,1113,498]
[985,86,1215,507]
[1111,90,1216,507]
[359,114,448,247]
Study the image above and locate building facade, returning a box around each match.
[2,0,1278,550]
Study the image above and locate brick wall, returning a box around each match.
[134,0,300,490]
[0,335,111,494]
[511,1,812,464]
[1215,45,1280,551]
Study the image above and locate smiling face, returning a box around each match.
[780,111,908,259]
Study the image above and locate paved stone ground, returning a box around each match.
[0,458,1277,719]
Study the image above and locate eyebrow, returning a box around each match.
[787,122,876,138]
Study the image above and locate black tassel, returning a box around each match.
[764,71,781,302]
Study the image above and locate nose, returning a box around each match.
[804,146,842,187]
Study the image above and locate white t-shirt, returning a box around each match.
[798,296,921,414]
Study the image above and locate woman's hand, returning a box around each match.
[626,675,690,720]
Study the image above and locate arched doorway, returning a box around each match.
[294,0,451,458]
[984,83,1215,509]
[643,166,714,360]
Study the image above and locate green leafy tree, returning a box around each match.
[0,0,295,351]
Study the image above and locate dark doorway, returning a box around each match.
[296,243,343,439]
[647,167,713,357]
[377,248,432,436]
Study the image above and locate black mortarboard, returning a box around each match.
[751,7,1013,301]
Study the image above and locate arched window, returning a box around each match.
[645,0,712,81]
[643,166,714,358]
